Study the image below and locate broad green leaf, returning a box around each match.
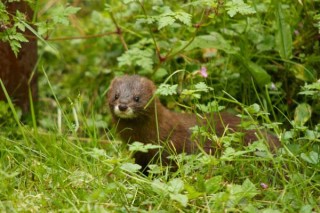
[151,179,169,195]
[300,151,319,164]
[241,179,259,199]
[205,176,223,194]
[305,130,320,140]
[154,68,168,80]
[294,103,312,126]
[291,64,316,82]
[274,2,292,60]
[185,184,203,199]
[300,205,314,213]
[227,179,258,207]
[120,163,142,173]
[184,33,238,54]
[247,62,271,86]
[169,193,188,207]
[168,178,184,194]
[246,103,261,114]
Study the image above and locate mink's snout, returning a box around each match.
[118,104,128,112]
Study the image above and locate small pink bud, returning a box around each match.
[260,183,268,189]
[200,66,208,78]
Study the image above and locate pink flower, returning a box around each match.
[260,183,268,189]
[200,66,208,78]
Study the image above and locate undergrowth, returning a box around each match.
[0,0,319,212]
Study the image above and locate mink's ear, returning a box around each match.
[140,77,157,94]
[107,77,120,99]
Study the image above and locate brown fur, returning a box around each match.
[107,75,280,170]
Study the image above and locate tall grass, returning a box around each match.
[0,81,319,212]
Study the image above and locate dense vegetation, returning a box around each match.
[0,0,319,211]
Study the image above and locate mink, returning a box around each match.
[107,75,280,171]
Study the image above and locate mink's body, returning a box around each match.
[107,75,280,170]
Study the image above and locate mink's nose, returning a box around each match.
[118,104,128,112]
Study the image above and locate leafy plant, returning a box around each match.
[0,3,28,56]
[0,0,319,212]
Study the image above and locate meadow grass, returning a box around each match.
[0,97,319,212]
[1,0,319,211]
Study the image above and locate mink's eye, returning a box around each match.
[114,94,119,100]
[133,96,140,102]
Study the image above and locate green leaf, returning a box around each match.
[157,11,192,30]
[15,22,25,32]
[314,14,320,33]
[169,193,188,207]
[294,103,312,126]
[226,178,258,207]
[156,84,178,96]
[274,2,292,60]
[151,179,169,195]
[246,103,261,114]
[168,178,184,194]
[300,205,314,213]
[9,40,22,57]
[9,32,28,42]
[194,82,212,92]
[300,151,319,165]
[123,0,138,4]
[184,33,238,54]
[51,5,81,25]
[85,148,106,159]
[68,171,94,187]
[120,163,142,173]
[226,0,256,17]
[117,48,154,71]
[158,15,175,30]
[196,101,225,113]
[174,11,192,26]
[128,142,162,153]
[205,176,223,194]
[246,62,271,86]
[185,184,203,199]
[302,82,320,91]
[291,64,316,82]
[241,179,259,199]
[154,68,168,80]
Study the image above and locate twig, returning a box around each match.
[109,12,128,51]
[23,31,118,41]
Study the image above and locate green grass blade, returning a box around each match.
[274,1,293,60]
[0,80,28,142]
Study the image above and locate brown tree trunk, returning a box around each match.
[0,1,37,113]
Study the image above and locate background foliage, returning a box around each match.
[0,0,319,211]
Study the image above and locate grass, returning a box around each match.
[1,0,319,211]
[0,97,319,212]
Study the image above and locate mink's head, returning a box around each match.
[107,75,156,119]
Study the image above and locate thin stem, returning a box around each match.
[109,12,128,51]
